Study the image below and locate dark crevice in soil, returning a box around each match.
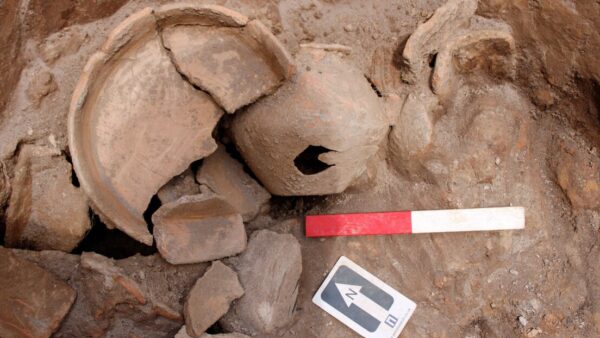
[206,322,225,334]
[189,158,204,175]
[72,209,157,259]
[428,52,438,68]
[63,151,80,187]
[294,145,334,175]
[0,219,5,247]
[590,80,600,126]
[215,114,264,184]
[365,75,383,97]
[143,194,162,235]
[571,77,600,143]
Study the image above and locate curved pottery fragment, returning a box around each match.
[431,29,516,100]
[231,45,388,196]
[401,0,477,83]
[158,4,295,113]
[69,4,291,245]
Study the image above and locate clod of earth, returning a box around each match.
[196,145,271,222]
[0,247,76,338]
[184,261,244,337]
[68,4,293,245]
[221,230,302,335]
[152,193,247,265]
[389,88,440,171]
[230,45,388,195]
[5,145,90,251]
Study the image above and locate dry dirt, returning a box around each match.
[1,0,600,337]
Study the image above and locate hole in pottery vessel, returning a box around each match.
[294,145,334,175]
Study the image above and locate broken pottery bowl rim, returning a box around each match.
[68,4,293,246]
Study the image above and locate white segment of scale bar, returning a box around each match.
[411,207,525,233]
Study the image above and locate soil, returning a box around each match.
[1,0,599,337]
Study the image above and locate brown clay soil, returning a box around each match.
[1,0,600,337]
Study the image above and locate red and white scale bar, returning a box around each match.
[306,207,524,237]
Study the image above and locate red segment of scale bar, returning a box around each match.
[305,211,412,237]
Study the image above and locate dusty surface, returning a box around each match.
[0,0,599,337]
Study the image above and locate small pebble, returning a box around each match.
[527,328,542,337]
[509,268,519,276]
[344,24,355,32]
[518,315,528,327]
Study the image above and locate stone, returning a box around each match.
[5,145,91,251]
[0,247,76,338]
[161,17,294,113]
[152,193,247,264]
[402,0,477,83]
[26,70,57,107]
[230,45,388,195]
[158,168,202,204]
[39,27,86,65]
[554,140,600,210]
[196,146,270,221]
[533,88,556,108]
[11,248,208,338]
[69,8,224,245]
[184,261,244,337]
[221,230,302,334]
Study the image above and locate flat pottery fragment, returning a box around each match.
[161,16,295,113]
[152,192,246,264]
[196,145,270,222]
[69,7,226,245]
